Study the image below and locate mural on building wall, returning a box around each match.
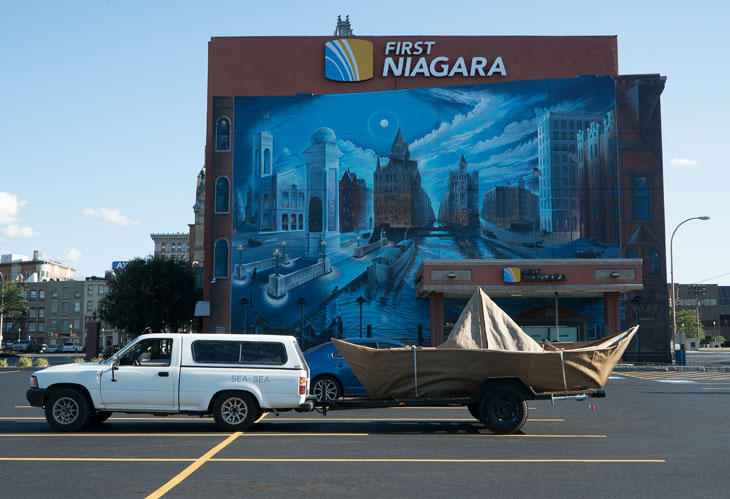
[228,76,618,346]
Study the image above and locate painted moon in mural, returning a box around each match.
[368,111,399,137]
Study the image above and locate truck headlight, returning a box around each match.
[30,376,38,388]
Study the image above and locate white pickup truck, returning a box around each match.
[27,333,313,432]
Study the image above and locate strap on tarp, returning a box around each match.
[559,350,567,391]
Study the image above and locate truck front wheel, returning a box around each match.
[479,386,528,434]
[212,392,257,431]
[45,388,90,432]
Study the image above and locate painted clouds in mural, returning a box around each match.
[228,76,617,345]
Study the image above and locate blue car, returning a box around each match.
[304,338,406,401]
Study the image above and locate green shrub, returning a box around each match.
[32,357,49,367]
[90,357,103,363]
[16,357,32,367]
[72,357,86,363]
[0,359,8,367]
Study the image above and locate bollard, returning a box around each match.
[417,324,423,347]
[366,324,372,338]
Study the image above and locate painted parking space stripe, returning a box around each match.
[145,431,243,499]
[0,457,662,463]
[0,432,606,438]
[0,370,20,374]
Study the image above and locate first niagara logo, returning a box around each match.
[503,267,521,283]
[325,39,374,82]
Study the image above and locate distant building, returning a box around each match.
[577,109,620,243]
[0,250,75,282]
[537,111,602,233]
[151,233,190,262]
[245,131,306,232]
[20,280,84,347]
[190,166,206,266]
[373,130,434,228]
[339,168,373,233]
[438,155,479,227]
[482,177,538,229]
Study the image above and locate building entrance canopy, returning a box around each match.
[416,259,643,298]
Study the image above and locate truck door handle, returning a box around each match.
[158,372,169,377]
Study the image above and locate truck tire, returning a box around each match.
[45,388,91,432]
[212,392,257,432]
[88,411,112,425]
[479,386,528,434]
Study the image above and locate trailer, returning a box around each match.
[318,376,606,434]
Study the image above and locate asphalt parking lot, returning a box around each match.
[1,368,729,498]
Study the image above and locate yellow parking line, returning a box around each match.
[0,432,598,438]
[701,387,730,390]
[0,457,664,463]
[210,458,660,463]
[146,431,243,499]
[0,370,20,374]
[0,457,193,462]
[0,433,228,437]
[14,406,33,408]
[270,418,555,422]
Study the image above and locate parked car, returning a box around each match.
[2,341,14,350]
[46,344,62,353]
[62,342,83,353]
[12,340,43,353]
[304,338,406,401]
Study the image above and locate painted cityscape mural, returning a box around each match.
[227,75,618,346]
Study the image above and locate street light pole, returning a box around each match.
[670,216,710,345]
[0,272,5,349]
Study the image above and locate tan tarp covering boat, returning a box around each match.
[333,288,637,399]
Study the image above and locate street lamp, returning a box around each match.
[670,216,710,345]
[239,297,249,333]
[321,240,327,277]
[631,295,643,362]
[273,248,281,276]
[297,296,306,347]
[281,240,287,264]
[356,296,366,338]
[0,272,5,349]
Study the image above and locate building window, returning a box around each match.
[38,322,44,333]
[29,322,36,333]
[215,177,230,213]
[214,239,229,278]
[216,117,231,151]
[29,309,37,319]
[38,308,44,319]
[98,285,104,295]
[51,302,58,313]
[87,301,93,312]
[39,290,44,300]
[51,319,57,331]
[633,176,650,219]
[30,290,37,301]
[62,302,70,313]
[264,148,271,175]
[87,285,93,295]
[62,287,70,298]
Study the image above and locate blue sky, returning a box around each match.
[1,1,728,285]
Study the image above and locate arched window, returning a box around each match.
[214,239,229,277]
[298,214,303,230]
[255,149,261,176]
[282,214,289,230]
[215,177,230,213]
[264,148,271,175]
[291,214,297,230]
[263,193,269,208]
[216,117,231,151]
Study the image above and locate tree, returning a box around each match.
[674,309,705,340]
[0,279,29,336]
[99,257,201,337]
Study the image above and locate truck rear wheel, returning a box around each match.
[213,392,257,431]
[45,388,90,432]
[479,386,528,434]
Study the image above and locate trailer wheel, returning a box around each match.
[467,403,481,421]
[479,386,528,434]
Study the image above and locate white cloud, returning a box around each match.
[669,157,698,167]
[83,208,140,227]
[0,224,41,239]
[64,249,82,261]
[0,192,27,224]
